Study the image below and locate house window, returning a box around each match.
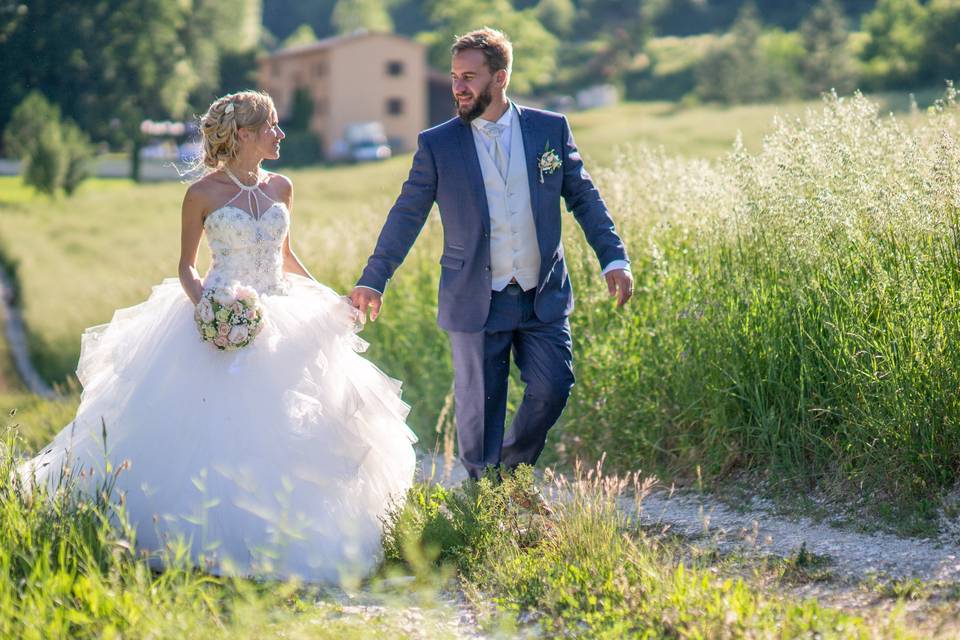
[386,60,404,76]
[386,98,404,116]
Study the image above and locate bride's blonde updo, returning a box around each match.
[199,90,276,170]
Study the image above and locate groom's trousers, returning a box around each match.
[447,283,575,480]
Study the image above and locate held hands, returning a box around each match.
[605,268,634,308]
[349,287,383,324]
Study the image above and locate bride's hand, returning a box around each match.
[338,297,365,331]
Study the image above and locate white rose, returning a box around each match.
[235,285,257,302]
[197,298,215,323]
[227,324,249,345]
[212,287,236,307]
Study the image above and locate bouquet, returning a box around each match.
[194,285,264,351]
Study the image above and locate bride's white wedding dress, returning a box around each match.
[18,173,417,583]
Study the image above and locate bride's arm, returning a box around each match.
[179,184,206,305]
[277,176,315,280]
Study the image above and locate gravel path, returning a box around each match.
[314,581,483,639]
[0,264,54,397]
[632,489,960,583]
[420,455,960,586]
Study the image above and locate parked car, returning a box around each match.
[332,121,392,163]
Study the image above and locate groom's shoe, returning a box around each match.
[500,465,554,517]
[511,488,554,517]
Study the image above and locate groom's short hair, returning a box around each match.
[451,28,513,77]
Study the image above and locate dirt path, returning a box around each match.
[631,489,960,584]
[421,454,960,588]
[0,264,54,397]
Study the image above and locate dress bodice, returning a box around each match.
[202,177,291,295]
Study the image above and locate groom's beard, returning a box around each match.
[455,81,494,122]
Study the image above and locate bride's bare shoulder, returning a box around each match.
[183,172,230,210]
[265,171,293,196]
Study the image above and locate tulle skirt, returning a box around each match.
[18,274,417,584]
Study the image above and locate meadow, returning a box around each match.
[1,90,958,517]
[0,99,812,441]
[0,91,957,635]
[0,430,914,638]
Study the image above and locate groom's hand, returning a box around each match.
[350,287,383,322]
[605,269,634,308]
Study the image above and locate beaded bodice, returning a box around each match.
[201,169,291,295]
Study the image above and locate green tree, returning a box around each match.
[60,121,95,196]
[332,0,395,35]
[922,0,960,84]
[282,24,320,48]
[2,91,61,160]
[4,92,93,196]
[799,0,857,96]
[859,0,926,88]
[760,28,806,99]
[421,0,558,95]
[574,0,665,86]
[0,0,263,178]
[536,0,576,37]
[288,88,315,131]
[0,1,197,180]
[24,122,65,196]
[695,3,769,103]
[182,0,263,112]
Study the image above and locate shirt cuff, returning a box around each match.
[601,260,630,276]
[354,285,383,295]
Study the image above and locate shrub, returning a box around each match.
[23,122,66,196]
[3,92,94,196]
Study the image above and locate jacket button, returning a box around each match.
[484,265,491,271]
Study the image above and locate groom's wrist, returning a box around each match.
[601,260,630,276]
[355,284,383,296]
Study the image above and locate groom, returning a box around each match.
[351,28,633,479]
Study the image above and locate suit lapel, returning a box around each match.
[516,104,544,252]
[456,119,491,236]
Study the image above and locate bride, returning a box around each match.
[18,90,418,584]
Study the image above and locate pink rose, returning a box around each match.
[245,308,256,321]
[218,323,230,337]
[231,302,244,316]
[228,325,249,345]
[213,336,228,348]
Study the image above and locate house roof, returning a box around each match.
[261,30,425,62]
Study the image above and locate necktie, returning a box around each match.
[482,121,508,181]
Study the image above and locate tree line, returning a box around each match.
[1,0,957,192]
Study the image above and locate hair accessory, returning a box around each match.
[224,102,235,114]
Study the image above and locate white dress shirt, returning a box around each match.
[357,103,629,295]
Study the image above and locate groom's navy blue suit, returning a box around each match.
[357,104,628,478]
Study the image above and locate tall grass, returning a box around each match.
[384,463,908,638]
[560,87,960,511]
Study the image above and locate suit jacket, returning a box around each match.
[357,104,629,332]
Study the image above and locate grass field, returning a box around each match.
[0,429,914,638]
[0,91,958,635]
[0,98,822,444]
[0,89,958,519]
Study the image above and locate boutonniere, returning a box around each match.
[537,142,561,184]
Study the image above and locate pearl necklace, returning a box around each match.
[223,166,265,219]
